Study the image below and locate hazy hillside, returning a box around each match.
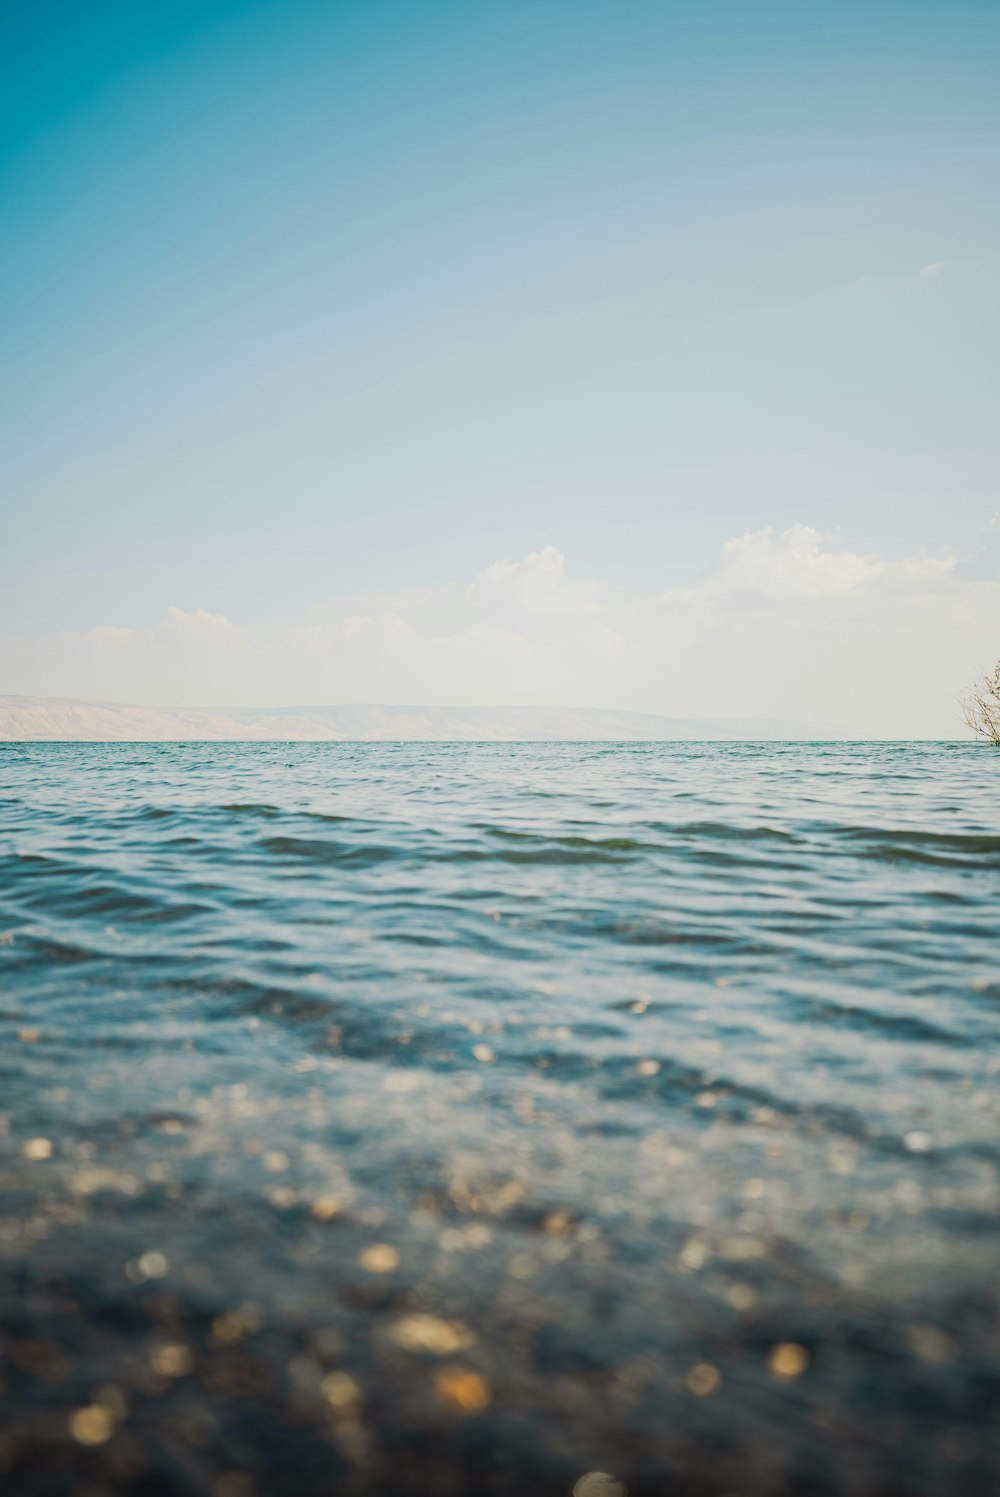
[0,696,808,741]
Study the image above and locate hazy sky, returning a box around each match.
[2,0,999,731]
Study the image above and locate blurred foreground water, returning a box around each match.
[1,741,998,1496]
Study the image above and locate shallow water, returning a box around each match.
[1,741,998,1496]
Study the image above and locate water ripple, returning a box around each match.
[0,741,998,1496]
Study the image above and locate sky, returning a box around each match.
[1,0,998,733]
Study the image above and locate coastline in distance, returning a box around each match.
[0,694,815,742]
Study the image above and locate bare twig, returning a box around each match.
[961,660,1000,745]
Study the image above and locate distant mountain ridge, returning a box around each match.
[0,695,812,741]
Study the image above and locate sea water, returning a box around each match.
[1,742,998,1495]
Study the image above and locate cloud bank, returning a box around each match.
[3,527,998,736]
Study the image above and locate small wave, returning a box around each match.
[483,826,654,854]
[836,825,1000,867]
[655,819,800,842]
[3,930,101,965]
[221,801,284,817]
[258,834,396,866]
[225,803,361,825]
[790,996,968,1047]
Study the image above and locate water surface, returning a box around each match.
[2,742,998,1495]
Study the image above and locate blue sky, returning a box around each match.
[1,0,998,726]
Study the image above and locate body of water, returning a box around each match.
[1,742,998,1496]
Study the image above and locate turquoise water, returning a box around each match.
[1,741,998,1496]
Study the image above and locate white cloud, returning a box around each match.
[709,525,887,597]
[163,606,236,636]
[2,528,997,736]
[469,545,605,621]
